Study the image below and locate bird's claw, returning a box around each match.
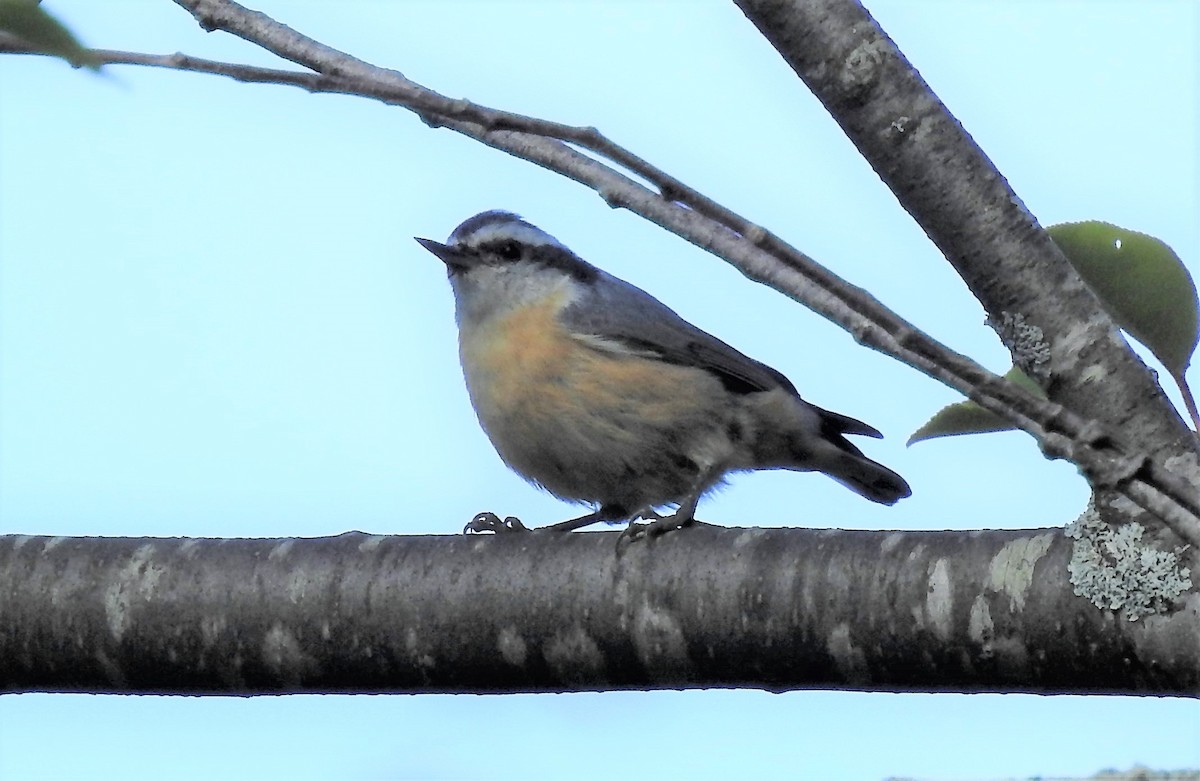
[617,510,693,546]
[464,512,529,534]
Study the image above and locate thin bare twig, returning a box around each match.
[1174,372,1200,433]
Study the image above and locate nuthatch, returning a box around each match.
[416,210,910,535]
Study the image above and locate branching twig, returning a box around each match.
[2,0,1197,545]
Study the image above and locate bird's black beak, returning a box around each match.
[415,237,477,274]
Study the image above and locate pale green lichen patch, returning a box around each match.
[497,625,528,667]
[356,535,387,551]
[987,533,1055,611]
[104,544,165,642]
[405,626,436,671]
[631,604,690,675]
[826,623,870,684]
[1066,505,1192,621]
[1163,451,1200,485]
[267,539,294,560]
[732,527,769,549]
[879,532,904,554]
[924,558,953,641]
[995,311,1052,384]
[262,623,320,681]
[544,625,605,683]
[967,595,994,658]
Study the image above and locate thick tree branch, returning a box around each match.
[2,0,1197,543]
[2,531,1195,696]
[733,0,1200,510]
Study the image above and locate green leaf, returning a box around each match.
[0,0,99,70]
[908,367,1044,445]
[1047,220,1198,376]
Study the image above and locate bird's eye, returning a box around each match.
[496,240,522,261]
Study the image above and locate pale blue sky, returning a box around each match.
[1,2,1197,779]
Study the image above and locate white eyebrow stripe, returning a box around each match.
[458,221,567,250]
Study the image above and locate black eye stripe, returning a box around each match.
[477,239,523,261]
[529,244,599,282]
[469,238,600,283]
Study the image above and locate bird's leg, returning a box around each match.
[619,503,695,542]
[619,471,714,543]
[538,504,628,532]
[464,505,629,534]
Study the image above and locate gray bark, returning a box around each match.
[733,0,1200,543]
[733,0,1191,451]
[0,0,1195,700]
[2,529,1195,696]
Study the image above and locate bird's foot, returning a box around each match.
[618,509,695,545]
[463,512,529,534]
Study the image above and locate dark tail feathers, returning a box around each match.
[821,449,911,505]
[814,407,911,505]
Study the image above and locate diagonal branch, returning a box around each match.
[2,1,1196,543]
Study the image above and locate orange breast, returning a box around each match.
[461,293,576,420]
[456,290,734,505]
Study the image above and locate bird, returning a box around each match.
[415,210,910,536]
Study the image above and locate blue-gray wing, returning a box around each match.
[560,271,883,439]
[561,272,796,395]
